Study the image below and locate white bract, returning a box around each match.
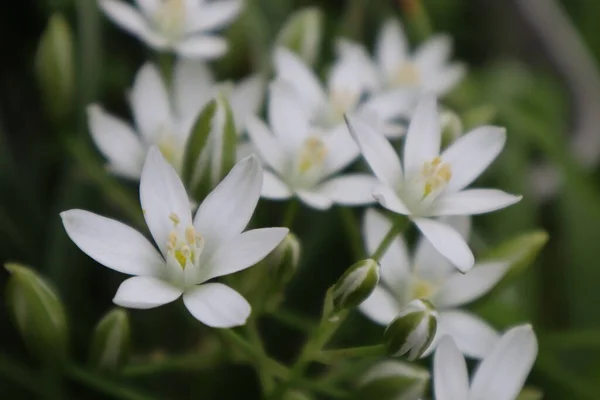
[434,325,538,400]
[61,148,287,328]
[246,81,380,210]
[88,59,263,179]
[346,96,521,272]
[360,209,509,359]
[338,19,465,97]
[99,0,242,59]
[274,46,414,138]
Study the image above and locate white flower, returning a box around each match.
[246,81,380,210]
[338,19,465,97]
[434,325,538,400]
[61,148,287,328]
[360,209,510,359]
[346,96,521,272]
[99,0,242,59]
[274,47,413,138]
[88,59,263,179]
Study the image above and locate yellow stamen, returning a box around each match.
[169,213,181,226]
[298,137,328,173]
[393,63,420,86]
[411,279,435,300]
[185,226,196,245]
[421,157,452,199]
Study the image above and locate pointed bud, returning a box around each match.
[266,233,301,286]
[357,360,430,400]
[276,7,323,66]
[89,308,131,371]
[35,13,74,122]
[440,109,463,148]
[5,263,68,364]
[383,299,437,361]
[332,259,379,312]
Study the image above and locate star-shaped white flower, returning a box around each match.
[274,47,413,138]
[61,148,287,328]
[246,81,380,210]
[360,209,509,359]
[88,59,263,179]
[434,325,538,400]
[346,96,522,272]
[338,19,465,97]
[99,0,242,59]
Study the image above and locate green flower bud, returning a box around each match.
[89,308,131,371]
[35,13,74,122]
[266,233,301,286]
[383,299,437,361]
[5,263,68,364]
[276,7,323,66]
[332,259,379,312]
[356,360,430,400]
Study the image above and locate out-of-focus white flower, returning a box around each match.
[62,148,287,328]
[99,0,242,59]
[246,81,380,210]
[346,96,521,272]
[433,325,538,400]
[338,19,465,97]
[88,60,263,179]
[360,210,510,359]
[274,47,414,138]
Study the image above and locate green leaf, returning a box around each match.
[217,96,237,184]
[182,100,217,189]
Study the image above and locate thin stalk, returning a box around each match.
[122,348,222,377]
[282,199,299,229]
[338,207,365,260]
[315,344,386,364]
[66,365,159,400]
[270,309,316,333]
[371,215,409,261]
[246,319,275,392]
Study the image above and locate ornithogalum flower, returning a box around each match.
[246,80,380,210]
[346,96,521,272]
[61,148,287,328]
[433,325,538,400]
[337,19,465,97]
[274,47,413,138]
[99,0,242,59]
[88,60,263,179]
[360,209,509,359]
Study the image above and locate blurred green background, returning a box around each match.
[2,0,600,398]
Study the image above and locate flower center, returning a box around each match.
[297,136,328,174]
[154,0,186,42]
[420,156,452,199]
[392,63,420,87]
[317,89,360,128]
[409,278,436,300]
[166,213,204,269]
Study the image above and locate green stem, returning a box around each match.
[282,199,299,229]
[66,365,158,400]
[122,347,222,377]
[270,309,316,333]
[338,207,365,260]
[315,344,386,364]
[246,319,275,392]
[371,215,409,261]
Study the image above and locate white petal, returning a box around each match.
[320,123,360,177]
[245,115,287,173]
[229,74,265,132]
[372,183,410,215]
[360,89,415,121]
[403,96,441,177]
[327,50,366,99]
[345,113,403,187]
[376,19,408,79]
[439,311,500,359]
[413,218,474,273]
[470,325,538,400]
[130,63,172,142]
[134,0,160,16]
[273,47,327,111]
[194,156,263,252]
[434,261,509,308]
[434,336,469,400]
[316,174,379,206]
[412,235,456,283]
[87,105,146,179]
[296,190,333,210]
[414,35,453,71]
[442,126,506,192]
[426,63,466,96]
[172,59,214,132]
[358,285,401,326]
[113,276,182,309]
[188,0,242,32]
[99,0,167,48]
[140,147,192,257]
[268,80,311,149]
[183,283,251,328]
[363,209,411,291]
[334,39,381,93]
[61,210,165,276]
[262,170,292,199]
[432,189,522,216]
[176,35,228,60]
[200,228,288,282]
